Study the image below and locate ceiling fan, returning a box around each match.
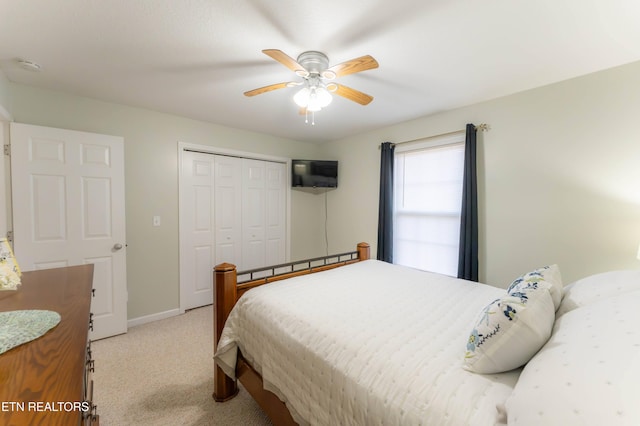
[244,49,379,122]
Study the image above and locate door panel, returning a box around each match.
[10,123,127,340]
[242,159,266,270]
[214,155,242,269]
[194,246,212,292]
[32,174,67,241]
[265,162,286,265]
[82,177,112,238]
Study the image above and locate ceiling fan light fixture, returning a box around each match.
[294,85,332,111]
[314,86,333,108]
[293,87,310,107]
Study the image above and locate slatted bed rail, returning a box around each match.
[239,250,362,279]
[236,243,369,288]
[213,242,370,406]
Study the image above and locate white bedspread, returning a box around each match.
[215,260,520,426]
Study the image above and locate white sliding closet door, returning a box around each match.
[241,159,287,270]
[214,155,242,267]
[179,149,287,311]
[242,159,266,270]
[179,151,216,311]
[265,161,287,266]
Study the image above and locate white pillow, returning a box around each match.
[464,269,556,374]
[507,264,563,311]
[556,270,640,317]
[505,290,640,425]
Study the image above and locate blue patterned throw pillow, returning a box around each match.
[463,266,560,374]
[508,265,563,310]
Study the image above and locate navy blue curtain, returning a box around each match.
[458,124,479,281]
[377,142,395,262]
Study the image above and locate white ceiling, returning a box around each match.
[1,0,640,143]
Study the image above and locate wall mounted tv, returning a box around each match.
[291,159,338,188]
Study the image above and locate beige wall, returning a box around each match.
[322,60,640,287]
[6,59,640,320]
[9,83,325,320]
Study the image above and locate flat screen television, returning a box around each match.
[291,159,338,188]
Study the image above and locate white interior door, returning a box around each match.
[10,123,127,340]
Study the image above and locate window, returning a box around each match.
[393,134,465,276]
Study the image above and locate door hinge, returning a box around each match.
[6,231,13,242]
[3,144,9,156]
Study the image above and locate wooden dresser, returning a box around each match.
[0,264,99,425]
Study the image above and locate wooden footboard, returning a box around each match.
[213,242,371,418]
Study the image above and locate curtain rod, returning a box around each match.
[380,123,490,148]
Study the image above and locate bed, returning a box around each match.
[213,242,640,426]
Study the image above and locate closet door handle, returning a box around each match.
[113,243,124,250]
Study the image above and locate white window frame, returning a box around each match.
[393,132,465,276]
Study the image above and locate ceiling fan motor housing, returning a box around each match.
[296,51,333,78]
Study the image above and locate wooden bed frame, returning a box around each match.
[213,242,371,425]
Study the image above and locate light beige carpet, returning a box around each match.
[92,305,272,426]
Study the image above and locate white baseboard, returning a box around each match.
[127,308,181,328]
